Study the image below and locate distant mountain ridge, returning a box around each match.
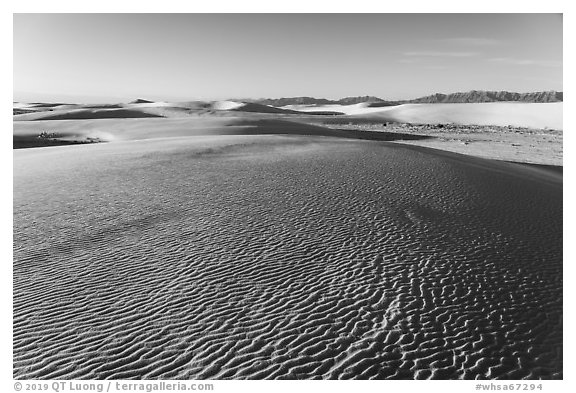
[410,90,563,104]
[246,91,562,106]
[248,96,388,107]
[247,96,394,107]
[249,97,334,106]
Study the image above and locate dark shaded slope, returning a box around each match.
[31,109,164,120]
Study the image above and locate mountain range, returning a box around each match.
[245,90,562,106]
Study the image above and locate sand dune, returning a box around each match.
[210,101,343,115]
[12,101,210,121]
[14,101,563,130]
[13,100,343,121]
[281,103,384,115]
[355,103,563,130]
[13,117,431,148]
[283,102,563,130]
[28,102,72,108]
[130,98,155,104]
[229,102,306,114]
[13,117,237,144]
[212,100,246,111]
[230,102,343,115]
[13,108,165,121]
[13,135,562,379]
[13,99,563,167]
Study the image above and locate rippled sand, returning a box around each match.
[13,136,562,379]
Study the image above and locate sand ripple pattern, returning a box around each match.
[13,136,562,379]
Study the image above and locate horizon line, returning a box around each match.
[13,88,564,105]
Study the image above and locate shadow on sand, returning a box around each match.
[232,119,433,142]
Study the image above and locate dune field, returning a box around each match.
[14,101,563,130]
[13,100,562,380]
[13,100,562,165]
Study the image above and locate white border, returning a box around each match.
[4,2,573,392]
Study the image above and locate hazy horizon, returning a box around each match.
[14,14,563,104]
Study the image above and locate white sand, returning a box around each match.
[283,102,563,130]
[281,103,386,115]
[14,100,563,130]
[212,100,246,111]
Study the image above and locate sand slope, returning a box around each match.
[13,136,562,379]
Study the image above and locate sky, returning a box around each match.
[13,13,563,103]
